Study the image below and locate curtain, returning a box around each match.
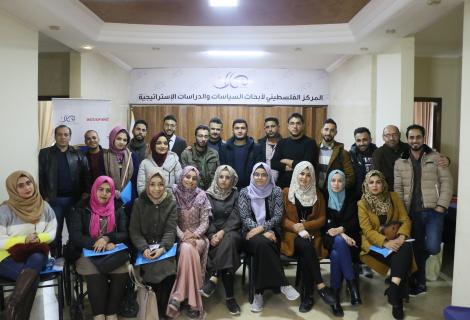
[38,101,54,149]
[413,101,435,148]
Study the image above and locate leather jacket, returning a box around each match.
[38,145,91,201]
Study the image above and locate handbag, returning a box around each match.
[90,249,130,273]
[381,220,402,241]
[8,243,50,262]
[129,264,159,320]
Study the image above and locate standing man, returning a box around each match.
[349,127,377,200]
[316,118,355,192]
[181,125,220,190]
[219,119,261,189]
[129,119,148,163]
[271,113,318,188]
[163,114,187,159]
[38,125,90,256]
[258,117,282,183]
[83,130,105,183]
[394,124,453,296]
[208,117,225,153]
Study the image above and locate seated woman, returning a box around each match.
[358,170,414,320]
[137,132,182,195]
[323,170,362,316]
[130,168,177,319]
[70,176,129,320]
[167,166,210,320]
[103,126,138,205]
[239,162,300,313]
[0,171,57,320]
[280,161,335,313]
[200,165,242,315]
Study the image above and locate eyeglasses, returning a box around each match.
[383,133,399,138]
[253,173,268,178]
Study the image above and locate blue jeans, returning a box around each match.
[330,236,355,289]
[0,253,48,281]
[49,196,75,252]
[410,209,445,285]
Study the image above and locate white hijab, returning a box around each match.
[288,161,317,207]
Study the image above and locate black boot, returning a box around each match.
[346,279,362,305]
[299,290,314,313]
[5,268,39,320]
[318,286,336,305]
[384,282,404,320]
[330,288,344,317]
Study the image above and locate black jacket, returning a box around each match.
[257,135,282,163]
[219,136,262,189]
[170,135,187,160]
[349,143,377,199]
[69,198,129,250]
[38,145,91,201]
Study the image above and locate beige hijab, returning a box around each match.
[206,165,238,201]
[288,161,317,207]
[361,170,392,216]
[4,171,44,224]
[145,167,168,204]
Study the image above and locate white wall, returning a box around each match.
[0,9,38,200]
[328,55,375,149]
[79,52,130,129]
[452,0,470,308]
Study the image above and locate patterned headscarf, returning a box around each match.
[206,165,238,201]
[288,161,317,207]
[361,170,391,216]
[4,171,44,224]
[89,176,116,239]
[108,126,130,163]
[172,166,211,211]
[327,170,346,211]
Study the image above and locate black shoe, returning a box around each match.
[330,288,344,317]
[346,280,362,305]
[226,298,241,315]
[200,280,217,298]
[186,309,200,320]
[318,286,336,305]
[362,265,374,278]
[409,283,427,296]
[385,283,404,320]
[168,299,180,312]
[299,295,314,313]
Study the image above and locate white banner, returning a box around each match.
[52,99,112,148]
[130,68,329,105]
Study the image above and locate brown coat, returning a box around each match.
[280,188,328,259]
[317,141,355,190]
[358,192,416,276]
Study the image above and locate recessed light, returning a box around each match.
[152,47,160,51]
[427,0,441,5]
[81,45,94,50]
[205,50,266,57]
[49,25,60,31]
[209,0,238,7]
[294,47,302,52]
[386,29,396,34]
[360,47,369,52]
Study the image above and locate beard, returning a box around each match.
[134,134,144,141]
[411,144,423,151]
[234,135,246,141]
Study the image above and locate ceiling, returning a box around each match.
[78,0,370,26]
[0,0,465,70]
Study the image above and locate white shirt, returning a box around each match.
[168,135,176,151]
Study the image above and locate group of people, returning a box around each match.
[0,112,453,320]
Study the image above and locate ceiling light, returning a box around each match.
[152,47,160,51]
[427,0,441,5]
[81,45,94,50]
[205,50,266,57]
[294,47,302,52]
[48,25,60,31]
[386,29,396,34]
[209,0,238,7]
[360,47,369,52]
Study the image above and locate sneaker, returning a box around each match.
[251,293,264,313]
[200,280,217,298]
[409,284,427,296]
[362,265,374,278]
[226,298,241,315]
[168,298,180,312]
[280,285,300,301]
[186,308,200,319]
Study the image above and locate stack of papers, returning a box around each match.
[135,243,177,266]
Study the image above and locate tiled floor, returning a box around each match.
[25,261,452,320]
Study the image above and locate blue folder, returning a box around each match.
[135,243,177,266]
[83,243,128,257]
[120,181,132,205]
[369,245,393,258]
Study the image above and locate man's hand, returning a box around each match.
[436,155,450,168]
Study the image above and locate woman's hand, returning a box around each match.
[327,227,344,237]
[93,237,108,252]
[293,223,305,233]
[143,248,164,259]
[25,232,39,244]
[263,231,277,242]
[340,233,356,247]
[183,230,196,242]
[246,226,264,240]
[210,230,225,247]
[105,242,116,251]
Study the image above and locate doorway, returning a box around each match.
[413,97,442,151]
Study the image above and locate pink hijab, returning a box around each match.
[108,126,130,163]
[172,166,211,211]
[89,176,116,238]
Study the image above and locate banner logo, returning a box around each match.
[214,72,249,89]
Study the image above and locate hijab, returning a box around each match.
[150,131,168,167]
[206,165,238,201]
[361,170,392,216]
[246,162,275,225]
[288,161,317,207]
[172,166,211,211]
[4,171,44,224]
[89,176,116,238]
[145,167,168,204]
[327,170,346,211]
[108,126,130,163]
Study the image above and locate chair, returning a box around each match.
[0,269,65,320]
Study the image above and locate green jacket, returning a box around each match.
[181,145,220,190]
